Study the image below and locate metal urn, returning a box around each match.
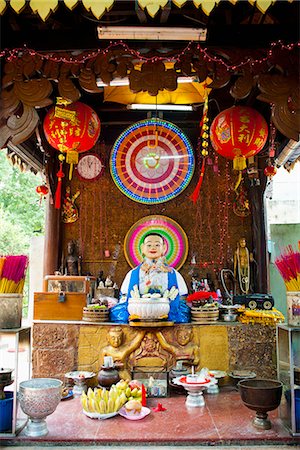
[18,378,63,437]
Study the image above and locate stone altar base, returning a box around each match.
[32,322,276,381]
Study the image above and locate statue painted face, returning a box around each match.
[176,327,192,346]
[141,234,166,260]
[108,328,123,348]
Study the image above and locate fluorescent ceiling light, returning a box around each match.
[127,104,193,111]
[97,26,207,41]
[96,77,130,87]
[97,76,197,88]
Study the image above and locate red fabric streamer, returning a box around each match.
[141,384,146,407]
[55,163,65,209]
[190,159,206,204]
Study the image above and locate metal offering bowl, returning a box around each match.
[238,378,283,430]
[18,378,63,437]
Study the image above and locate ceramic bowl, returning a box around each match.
[128,297,170,320]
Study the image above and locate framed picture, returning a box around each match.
[132,367,169,398]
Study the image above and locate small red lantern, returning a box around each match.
[210,106,268,171]
[43,101,101,154]
[264,164,277,178]
[36,184,49,205]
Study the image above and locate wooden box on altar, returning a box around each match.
[34,276,96,321]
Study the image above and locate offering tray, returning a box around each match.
[172,375,216,407]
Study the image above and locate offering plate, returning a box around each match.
[172,375,216,407]
[65,371,95,397]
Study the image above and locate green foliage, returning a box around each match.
[0,150,46,255]
[0,150,46,317]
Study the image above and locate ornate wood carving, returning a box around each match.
[0,45,299,150]
[257,74,300,142]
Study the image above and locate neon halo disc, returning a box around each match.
[124,215,188,270]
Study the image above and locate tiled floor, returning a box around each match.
[1,388,299,447]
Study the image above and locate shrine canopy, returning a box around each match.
[0,0,295,21]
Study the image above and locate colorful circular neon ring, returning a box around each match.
[110,119,195,204]
[124,215,188,270]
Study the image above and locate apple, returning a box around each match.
[129,380,141,390]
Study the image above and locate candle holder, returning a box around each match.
[172,374,216,407]
[65,371,95,397]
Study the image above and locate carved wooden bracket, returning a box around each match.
[0,45,299,150]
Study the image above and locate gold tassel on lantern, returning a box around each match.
[66,150,79,180]
[233,155,247,171]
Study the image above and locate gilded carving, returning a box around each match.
[129,332,173,372]
[99,326,146,380]
[156,325,200,369]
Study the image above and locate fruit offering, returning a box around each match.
[81,379,143,415]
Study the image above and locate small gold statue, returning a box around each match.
[234,237,253,294]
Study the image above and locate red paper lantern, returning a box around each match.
[210,106,268,171]
[36,184,49,196]
[264,164,277,178]
[36,184,49,205]
[43,101,101,153]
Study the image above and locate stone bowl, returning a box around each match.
[18,378,63,437]
[128,297,170,320]
[238,378,283,430]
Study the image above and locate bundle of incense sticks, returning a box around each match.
[0,255,28,294]
[275,245,300,292]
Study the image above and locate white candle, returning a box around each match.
[191,366,194,376]
[104,356,113,367]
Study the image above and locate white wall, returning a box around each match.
[28,235,45,324]
[266,162,300,229]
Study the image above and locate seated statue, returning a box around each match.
[157,325,200,369]
[99,326,146,380]
[110,232,190,323]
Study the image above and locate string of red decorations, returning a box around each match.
[0,40,299,71]
[193,158,231,274]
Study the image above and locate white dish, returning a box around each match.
[209,370,227,379]
[118,406,151,421]
[83,409,118,420]
[229,371,256,379]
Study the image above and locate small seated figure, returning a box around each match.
[105,275,113,287]
[157,325,200,368]
[64,240,81,276]
[99,326,145,380]
[110,232,190,323]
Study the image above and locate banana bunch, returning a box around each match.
[81,379,142,414]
